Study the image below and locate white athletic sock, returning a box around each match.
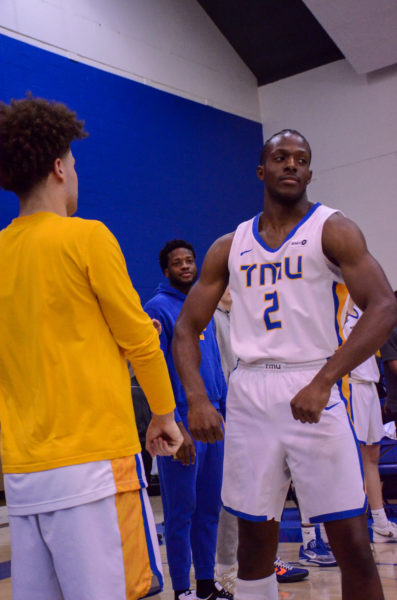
[372,508,388,530]
[319,522,329,543]
[301,525,316,548]
[235,574,277,600]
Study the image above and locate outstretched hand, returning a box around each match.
[290,379,332,424]
[187,400,224,443]
[146,413,183,457]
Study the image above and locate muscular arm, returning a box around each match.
[386,360,397,377]
[172,233,232,441]
[291,213,397,423]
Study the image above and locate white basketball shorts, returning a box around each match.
[222,360,366,524]
[350,380,384,445]
[9,488,162,600]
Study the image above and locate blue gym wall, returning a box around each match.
[0,33,263,302]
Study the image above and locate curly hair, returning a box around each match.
[159,239,196,273]
[0,94,88,195]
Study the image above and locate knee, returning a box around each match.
[336,532,375,574]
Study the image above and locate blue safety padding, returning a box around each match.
[0,33,262,303]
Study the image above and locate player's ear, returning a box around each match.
[53,157,65,181]
[164,268,169,279]
[256,164,265,181]
[306,169,312,185]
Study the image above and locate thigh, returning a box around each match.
[196,438,223,513]
[42,491,161,600]
[222,367,291,522]
[366,384,384,444]
[352,382,384,445]
[9,514,63,600]
[287,387,366,524]
[157,454,197,521]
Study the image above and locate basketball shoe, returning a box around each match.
[216,558,308,592]
[274,557,309,583]
[373,521,397,543]
[215,565,237,594]
[299,538,337,566]
[200,581,233,600]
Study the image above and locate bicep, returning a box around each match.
[387,359,397,376]
[177,235,232,334]
[323,215,394,309]
[342,253,392,312]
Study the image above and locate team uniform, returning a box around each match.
[145,282,226,592]
[344,306,384,445]
[223,203,366,524]
[0,212,175,600]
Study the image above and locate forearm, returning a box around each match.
[315,299,397,389]
[130,345,175,415]
[172,318,209,407]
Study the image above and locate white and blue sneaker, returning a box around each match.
[299,538,337,567]
[373,521,397,543]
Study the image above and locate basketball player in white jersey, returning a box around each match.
[172,130,397,600]
[344,298,397,542]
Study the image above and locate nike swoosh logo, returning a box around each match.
[324,403,339,411]
[240,249,253,256]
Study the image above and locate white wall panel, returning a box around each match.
[258,60,397,287]
[0,0,260,121]
[303,0,397,74]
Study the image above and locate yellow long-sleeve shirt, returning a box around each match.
[0,212,175,473]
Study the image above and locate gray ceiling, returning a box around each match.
[197,0,397,85]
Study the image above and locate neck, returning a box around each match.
[18,184,68,218]
[169,281,193,295]
[262,193,311,225]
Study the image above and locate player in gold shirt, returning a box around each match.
[0,95,182,600]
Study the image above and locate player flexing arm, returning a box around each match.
[290,212,397,423]
[173,217,397,441]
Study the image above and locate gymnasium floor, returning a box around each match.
[1,495,396,599]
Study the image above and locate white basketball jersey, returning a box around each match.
[228,203,348,363]
[343,306,380,383]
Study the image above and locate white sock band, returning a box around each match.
[372,508,388,529]
[301,525,316,547]
[235,573,277,600]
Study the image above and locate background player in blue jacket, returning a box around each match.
[145,240,228,600]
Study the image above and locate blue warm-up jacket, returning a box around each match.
[144,281,227,422]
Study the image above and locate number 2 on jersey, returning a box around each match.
[263,291,282,330]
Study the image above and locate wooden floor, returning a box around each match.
[1,496,397,599]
